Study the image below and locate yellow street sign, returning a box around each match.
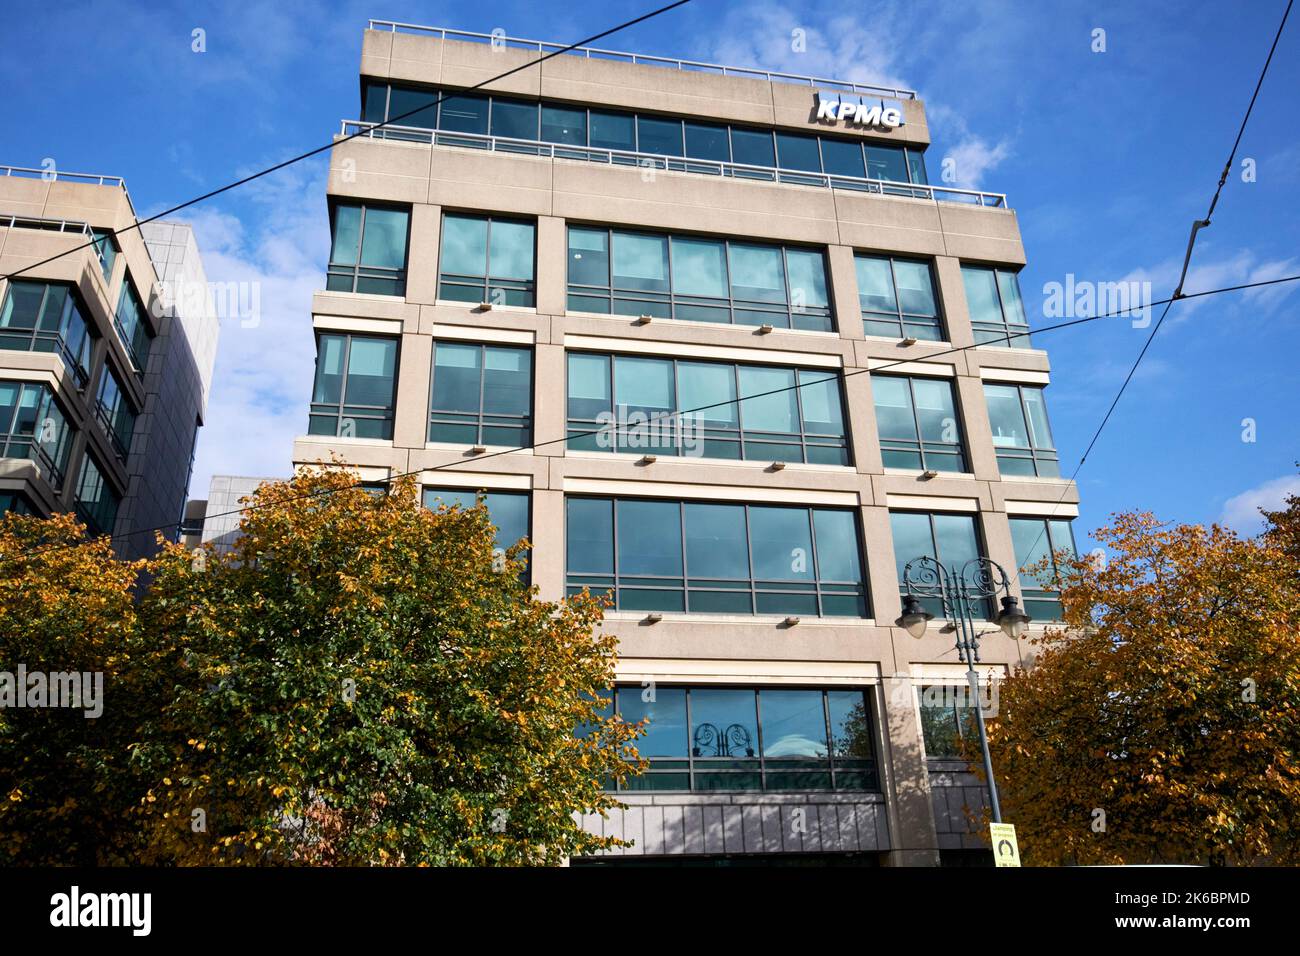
[990,822,1021,867]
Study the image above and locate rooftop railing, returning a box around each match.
[366,21,917,100]
[0,165,137,217]
[0,213,94,237]
[340,120,1009,208]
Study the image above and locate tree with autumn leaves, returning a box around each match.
[0,469,641,865]
[984,500,1300,866]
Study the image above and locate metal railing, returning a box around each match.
[0,165,137,217]
[366,21,917,99]
[340,120,1009,208]
[0,213,94,237]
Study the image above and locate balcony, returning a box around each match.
[339,120,1009,208]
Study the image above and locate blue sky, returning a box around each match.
[2,0,1296,552]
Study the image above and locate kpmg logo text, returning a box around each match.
[815,91,905,129]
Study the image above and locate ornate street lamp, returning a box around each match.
[894,556,1031,824]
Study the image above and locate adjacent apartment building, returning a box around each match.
[294,22,1080,865]
[0,167,219,560]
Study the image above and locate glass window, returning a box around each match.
[567,353,848,465]
[820,138,866,179]
[684,122,730,162]
[775,132,822,173]
[423,488,530,570]
[438,94,489,134]
[567,226,834,331]
[362,80,389,124]
[636,116,683,157]
[92,229,117,284]
[865,144,909,184]
[327,203,409,296]
[890,511,986,618]
[589,110,635,152]
[567,497,867,617]
[0,281,94,386]
[566,227,610,313]
[541,105,587,146]
[0,380,73,488]
[617,687,689,791]
[605,686,876,792]
[872,375,965,473]
[917,685,979,759]
[730,128,775,170]
[429,341,532,447]
[962,265,1031,348]
[489,99,538,140]
[984,383,1059,477]
[437,214,536,306]
[113,282,153,373]
[308,333,397,439]
[612,231,670,292]
[856,254,943,341]
[74,453,119,538]
[386,85,440,128]
[1010,517,1075,622]
[95,365,136,459]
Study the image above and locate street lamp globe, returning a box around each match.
[996,595,1031,640]
[895,593,933,640]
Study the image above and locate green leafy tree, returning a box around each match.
[0,513,145,865]
[984,509,1300,865]
[134,469,641,865]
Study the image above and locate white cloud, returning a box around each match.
[181,161,330,495]
[1220,474,1300,534]
[1118,248,1299,321]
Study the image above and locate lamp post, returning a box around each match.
[894,556,1030,824]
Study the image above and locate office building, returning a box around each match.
[0,167,219,559]
[293,22,1080,865]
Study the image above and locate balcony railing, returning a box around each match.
[366,21,917,99]
[0,213,94,237]
[339,120,1009,208]
[0,165,137,217]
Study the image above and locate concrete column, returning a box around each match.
[535,215,567,317]
[533,342,566,459]
[954,374,1000,482]
[876,677,941,866]
[863,502,901,626]
[826,244,863,340]
[531,487,565,602]
[843,368,883,476]
[392,332,432,450]
[934,256,974,350]
[404,203,441,306]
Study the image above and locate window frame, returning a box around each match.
[855,253,946,341]
[871,373,967,473]
[435,213,537,307]
[326,201,411,296]
[565,350,851,465]
[73,452,120,538]
[606,685,879,793]
[983,382,1060,478]
[307,332,400,440]
[427,340,534,447]
[113,279,153,374]
[0,379,74,489]
[889,509,992,619]
[94,363,137,460]
[0,281,95,388]
[962,264,1031,348]
[1008,516,1076,621]
[565,496,870,618]
[566,225,835,332]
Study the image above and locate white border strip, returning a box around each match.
[616,659,882,685]
[1004,499,1079,517]
[885,493,979,512]
[564,333,843,368]
[564,477,860,506]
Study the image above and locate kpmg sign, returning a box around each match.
[815,90,905,130]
